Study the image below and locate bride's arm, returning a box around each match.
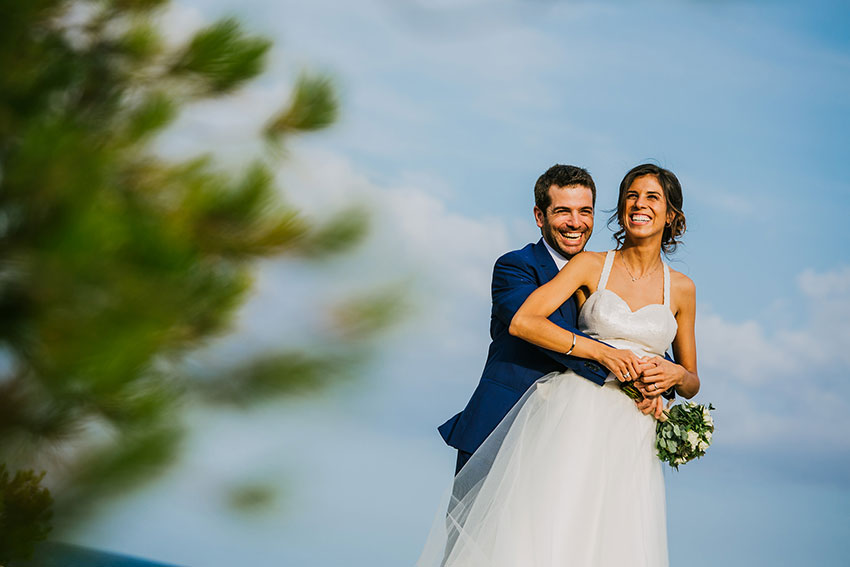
[639,274,700,399]
[509,252,644,382]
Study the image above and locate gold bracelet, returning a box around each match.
[565,332,577,356]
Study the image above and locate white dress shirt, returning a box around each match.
[542,238,569,271]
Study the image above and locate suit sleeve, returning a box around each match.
[662,352,677,400]
[491,253,594,369]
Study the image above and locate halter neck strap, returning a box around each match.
[598,250,616,291]
[602,250,670,307]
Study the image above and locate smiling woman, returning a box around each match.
[609,163,687,255]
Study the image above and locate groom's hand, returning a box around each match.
[635,395,664,419]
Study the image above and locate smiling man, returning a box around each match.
[533,167,595,260]
[438,164,612,474]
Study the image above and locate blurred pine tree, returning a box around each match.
[0,0,403,554]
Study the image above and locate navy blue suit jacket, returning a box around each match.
[438,239,610,455]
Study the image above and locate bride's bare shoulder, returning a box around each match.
[570,250,607,266]
[563,251,606,288]
[668,267,696,299]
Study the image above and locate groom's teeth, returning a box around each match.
[563,232,581,239]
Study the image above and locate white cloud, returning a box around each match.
[159,2,207,48]
[276,143,510,298]
[696,265,850,449]
[799,265,850,296]
[155,79,296,164]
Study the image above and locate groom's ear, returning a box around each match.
[534,206,545,228]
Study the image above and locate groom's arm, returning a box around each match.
[491,253,597,369]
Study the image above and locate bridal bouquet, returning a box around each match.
[655,401,714,469]
[619,383,715,469]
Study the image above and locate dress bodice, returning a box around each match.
[578,250,678,360]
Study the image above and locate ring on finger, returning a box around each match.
[623,371,631,380]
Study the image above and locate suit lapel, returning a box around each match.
[531,238,577,323]
[532,238,559,283]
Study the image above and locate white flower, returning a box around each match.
[698,440,709,451]
[687,430,699,449]
[674,457,685,465]
[705,430,712,442]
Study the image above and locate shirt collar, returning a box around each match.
[542,238,569,271]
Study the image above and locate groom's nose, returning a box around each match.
[564,212,583,228]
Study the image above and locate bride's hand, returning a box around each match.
[598,347,643,383]
[636,355,685,397]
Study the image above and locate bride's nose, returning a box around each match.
[630,197,649,211]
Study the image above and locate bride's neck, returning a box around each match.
[618,242,662,272]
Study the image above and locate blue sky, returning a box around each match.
[71,1,850,565]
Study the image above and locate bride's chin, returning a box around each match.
[624,225,662,240]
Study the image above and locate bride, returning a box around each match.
[417,164,700,567]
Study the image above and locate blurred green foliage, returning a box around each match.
[0,0,405,547]
[226,481,278,514]
[0,465,53,565]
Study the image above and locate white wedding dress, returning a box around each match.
[417,250,677,567]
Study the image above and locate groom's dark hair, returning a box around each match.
[534,165,596,212]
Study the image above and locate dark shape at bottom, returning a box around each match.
[11,541,181,567]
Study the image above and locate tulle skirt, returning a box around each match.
[417,372,668,567]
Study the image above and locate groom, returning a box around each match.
[438,164,664,474]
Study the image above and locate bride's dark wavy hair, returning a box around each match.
[607,164,686,255]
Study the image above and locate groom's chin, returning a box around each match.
[557,237,589,257]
